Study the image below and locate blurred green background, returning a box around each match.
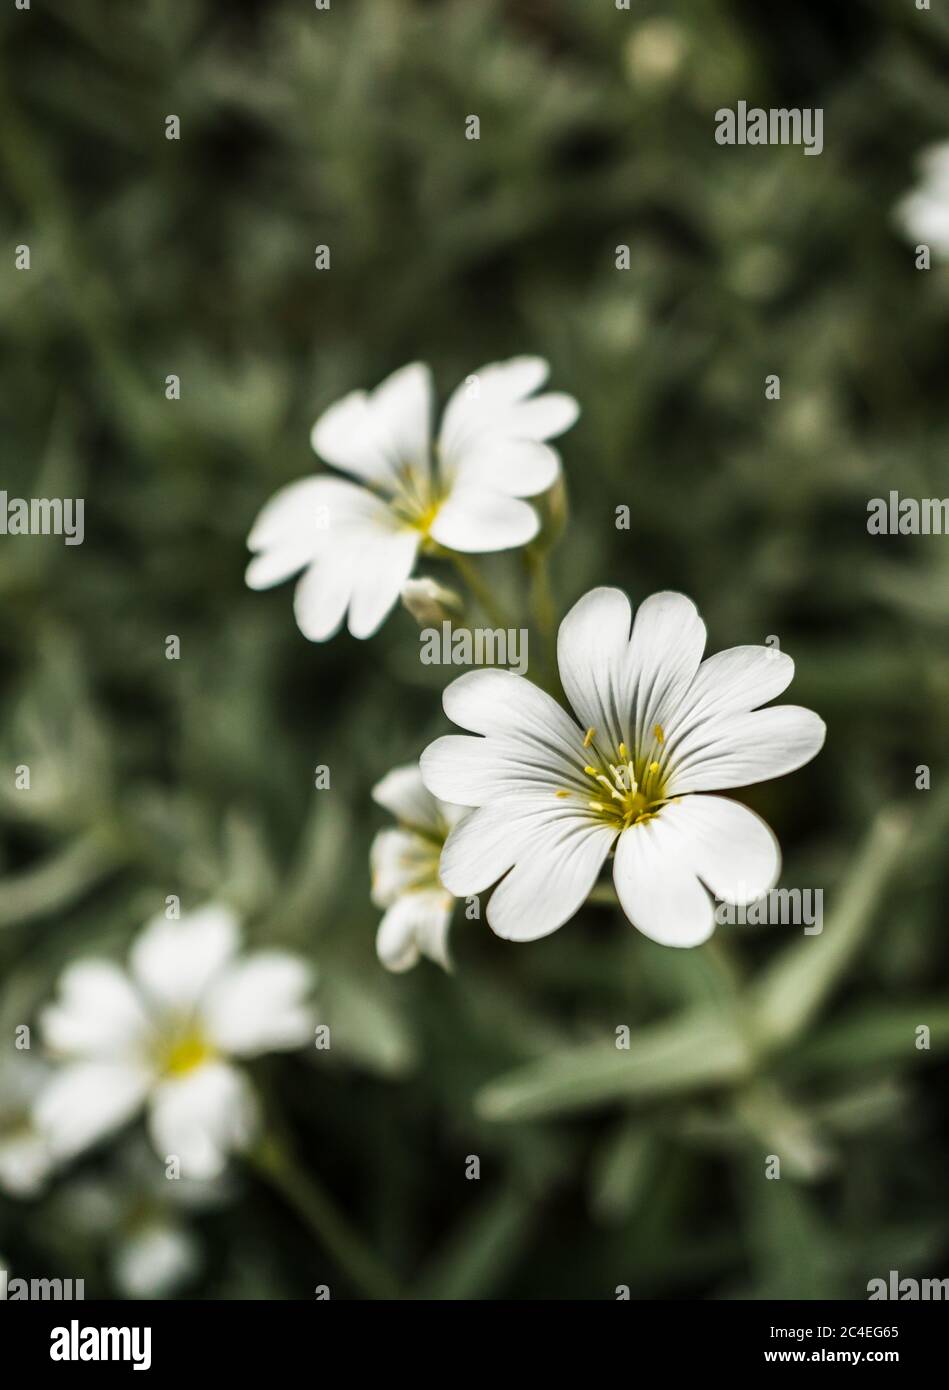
[1,0,948,1299]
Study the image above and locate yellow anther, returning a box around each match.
[649,761,660,775]
[653,724,665,744]
[555,790,571,798]
[589,800,608,813]
[583,764,597,777]
[618,742,629,761]
[583,727,596,748]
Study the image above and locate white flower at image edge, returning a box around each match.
[420,587,826,948]
[113,1221,199,1300]
[896,141,949,258]
[0,1054,55,1198]
[246,357,579,640]
[35,906,314,1179]
[371,764,465,972]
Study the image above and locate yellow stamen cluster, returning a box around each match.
[559,727,668,830]
[158,1029,215,1078]
[389,465,442,538]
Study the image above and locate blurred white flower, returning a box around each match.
[896,142,949,257]
[421,588,825,948]
[0,1054,54,1198]
[371,765,466,972]
[57,1141,230,1298]
[113,1220,199,1299]
[246,357,579,641]
[625,19,688,89]
[36,905,315,1179]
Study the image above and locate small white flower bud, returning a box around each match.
[400,577,464,625]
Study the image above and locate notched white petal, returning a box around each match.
[668,706,827,794]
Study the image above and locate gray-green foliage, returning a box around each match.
[0,0,947,1299]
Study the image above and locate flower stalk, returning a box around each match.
[250,1135,400,1300]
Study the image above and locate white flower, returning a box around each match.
[246,357,579,641]
[58,1141,227,1297]
[371,765,466,972]
[113,1221,199,1299]
[896,142,949,258]
[420,587,826,948]
[0,1054,55,1198]
[35,905,314,1179]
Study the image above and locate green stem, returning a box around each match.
[250,1137,400,1300]
[525,547,556,641]
[449,555,512,629]
[524,546,559,688]
[703,932,744,995]
[588,881,618,906]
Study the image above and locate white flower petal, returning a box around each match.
[40,961,152,1059]
[346,529,420,638]
[421,733,572,807]
[439,356,550,456]
[293,544,362,641]
[441,667,580,749]
[667,705,826,794]
[201,953,314,1056]
[440,798,613,939]
[428,487,539,553]
[658,795,781,905]
[626,590,707,752]
[488,392,580,442]
[421,669,589,806]
[897,191,949,255]
[918,141,949,186]
[672,646,795,727]
[245,537,321,591]
[450,439,561,498]
[148,1063,257,1180]
[612,816,716,948]
[246,477,385,590]
[556,586,637,753]
[369,361,433,471]
[370,827,440,907]
[35,1061,152,1160]
[311,393,392,486]
[612,795,782,946]
[376,890,453,972]
[0,1130,54,1198]
[439,803,522,895]
[439,357,578,469]
[130,905,240,1014]
[113,1222,198,1299]
[311,362,433,491]
[557,588,707,760]
[292,517,418,642]
[485,816,615,941]
[372,763,444,832]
